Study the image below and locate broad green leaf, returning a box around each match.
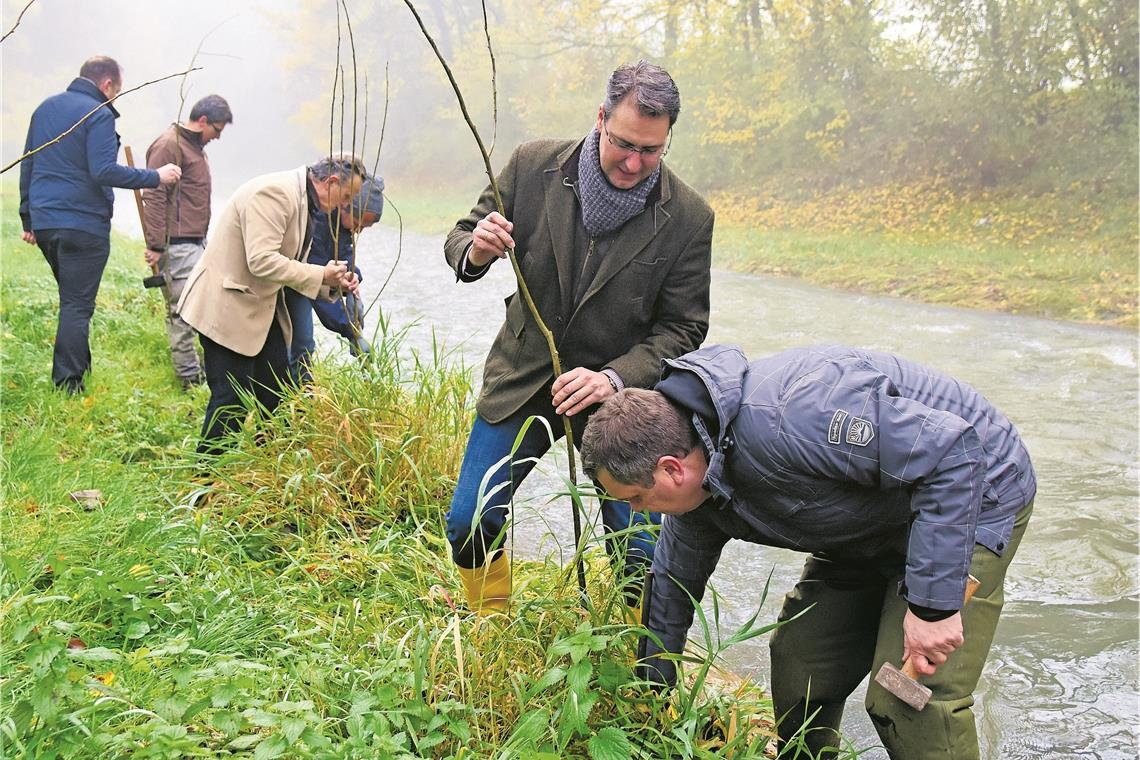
[125,620,151,639]
[567,660,593,693]
[281,715,307,743]
[588,726,633,760]
[252,732,289,759]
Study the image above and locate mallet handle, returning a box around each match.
[124,146,159,277]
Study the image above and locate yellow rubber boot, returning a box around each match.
[456,553,511,614]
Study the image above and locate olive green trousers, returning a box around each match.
[769,502,1033,759]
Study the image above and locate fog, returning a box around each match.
[1,0,517,237]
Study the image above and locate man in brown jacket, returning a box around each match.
[178,154,367,456]
[444,61,713,618]
[142,95,233,389]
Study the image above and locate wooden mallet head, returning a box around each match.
[873,575,981,711]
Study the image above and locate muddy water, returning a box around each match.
[342,225,1137,759]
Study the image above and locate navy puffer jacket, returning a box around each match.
[19,77,158,238]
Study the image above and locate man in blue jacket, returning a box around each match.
[581,344,1036,760]
[19,56,182,394]
[285,177,384,383]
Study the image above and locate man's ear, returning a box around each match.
[658,455,687,484]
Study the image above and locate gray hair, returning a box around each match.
[581,388,698,486]
[308,152,368,182]
[189,95,233,125]
[79,56,121,87]
[351,176,385,218]
[602,60,681,127]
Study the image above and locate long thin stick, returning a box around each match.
[0,0,36,44]
[401,0,588,601]
[1,68,200,174]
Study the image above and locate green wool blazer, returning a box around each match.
[445,138,714,424]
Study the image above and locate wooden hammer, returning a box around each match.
[124,146,169,290]
[873,574,981,710]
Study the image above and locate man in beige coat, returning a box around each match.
[178,154,367,455]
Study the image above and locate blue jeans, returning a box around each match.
[446,390,660,601]
[283,287,316,384]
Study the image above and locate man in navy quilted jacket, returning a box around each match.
[19,56,181,393]
[582,343,1036,760]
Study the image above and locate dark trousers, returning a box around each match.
[197,320,290,456]
[35,228,111,392]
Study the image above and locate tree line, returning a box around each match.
[293,0,1138,198]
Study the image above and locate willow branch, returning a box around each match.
[0,0,36,44]
[480,0,498,155]
[366,193,402,310]
[402,0,588,600]
[1,68,201,175]
[370,65,399,304]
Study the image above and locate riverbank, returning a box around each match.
[387,179,1138,328]
[0,202,784,757]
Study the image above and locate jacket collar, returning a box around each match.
[174,123,205,148]
[660,345,751,506]
[67,77,120,118]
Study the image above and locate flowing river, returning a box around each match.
[342,224,1137,759]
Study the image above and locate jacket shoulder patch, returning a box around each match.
[828,410,848,445]
[846,417,876,447]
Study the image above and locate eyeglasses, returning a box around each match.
[209,122,226,136]
[602,121,669,159]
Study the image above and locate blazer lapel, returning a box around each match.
[575,168,674,310]
[293,167,310,261]
[543,145,578,316]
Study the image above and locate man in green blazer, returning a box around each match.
[443,61,714,618]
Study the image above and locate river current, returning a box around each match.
[342,225,1138,759]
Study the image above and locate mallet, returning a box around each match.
[124,146,170,290]
[873,574,981,710]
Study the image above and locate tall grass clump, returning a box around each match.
[1,185,837,757]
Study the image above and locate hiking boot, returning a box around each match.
[179,372,206,391]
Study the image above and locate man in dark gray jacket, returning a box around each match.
[581,344,1036,760]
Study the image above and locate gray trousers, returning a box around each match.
[159,242,204,380]
[770,502,1033,759]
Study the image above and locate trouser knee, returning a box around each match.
[865,691,979,760]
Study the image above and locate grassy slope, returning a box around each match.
[389,179,1138,327]
[0,193,784,758]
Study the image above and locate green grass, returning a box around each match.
[713,225,1136,324]
[1,192,817,757]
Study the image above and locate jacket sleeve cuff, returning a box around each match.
[907,602,957,622]
[458,242,492,282]
[601,368,624,393]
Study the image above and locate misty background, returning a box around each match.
[4,0,1136,240]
